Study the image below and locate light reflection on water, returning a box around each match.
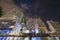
[31,37,42,40]
[31,28,41,40]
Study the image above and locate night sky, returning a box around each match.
[13,0,60,22]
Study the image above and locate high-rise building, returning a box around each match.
[47,20,60,33]
[47,20,60,40]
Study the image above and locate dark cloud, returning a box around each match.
[13,0,60,22]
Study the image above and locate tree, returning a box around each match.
[0,7,2,17]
